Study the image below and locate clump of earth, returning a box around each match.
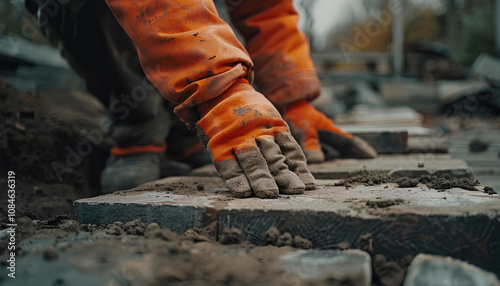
[334,172,393,187]
[334,171,496,195]
[263,226,313,249]
[417,174,479,191]
[469,138,489,152]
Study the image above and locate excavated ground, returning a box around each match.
[1,83,499,285]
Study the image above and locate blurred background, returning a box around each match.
[1,0,499,112]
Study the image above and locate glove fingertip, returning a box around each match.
[215,159,253,198]
[297,172,316,190]
[351,136,378,159]
[254,188,279,199]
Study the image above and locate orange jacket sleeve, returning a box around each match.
[105,0,255,128]
[228,0,321,110]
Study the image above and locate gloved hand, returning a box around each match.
[197,80,316,199]
[283,100,377,163]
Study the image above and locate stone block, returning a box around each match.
[276,249,371,286]
[191,154,473,180]
[404,254,500,286]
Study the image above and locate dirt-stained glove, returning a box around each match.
[283,100,377,163]
[197,80,316,199]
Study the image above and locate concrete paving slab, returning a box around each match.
[75,176,500,275]
[74,177,223,234]
[404,254,500,286]
[351,130,408,154]
[275,249,371,286]
[335,106,422,126]
[190,154,473,179]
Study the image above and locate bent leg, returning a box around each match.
[105,0,254,128]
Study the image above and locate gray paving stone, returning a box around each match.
[74,176,500,276]
[275,249,371,285]
[403,254,500,286]
[407,137,449,153]
[352,131,408,154]
[190,154,473,179]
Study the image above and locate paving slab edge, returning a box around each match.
[74,201,500,276]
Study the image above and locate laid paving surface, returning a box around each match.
[190,154,473,179]
[75,175,500,276]
[276,249,372,286]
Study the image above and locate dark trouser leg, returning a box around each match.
[25,0,170,192]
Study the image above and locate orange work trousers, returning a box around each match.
[105,0,320,127]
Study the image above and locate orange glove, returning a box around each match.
[283,100,377,163]
[197,80,315,198]
[226,0,375,163]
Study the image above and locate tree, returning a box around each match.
[298,0,319,51]
[452,3,496,65]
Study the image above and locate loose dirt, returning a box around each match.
[469,138,489,152]
[334,171,496,194]
[1,216,410,286]
[335,172,393,188]
[418,174,479,191]
[395,178,419,188]
[366,199,396,208]
[0,83,103,220]
[372,254,412,286]
[0,217,297,285]
[357,233,374,254]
